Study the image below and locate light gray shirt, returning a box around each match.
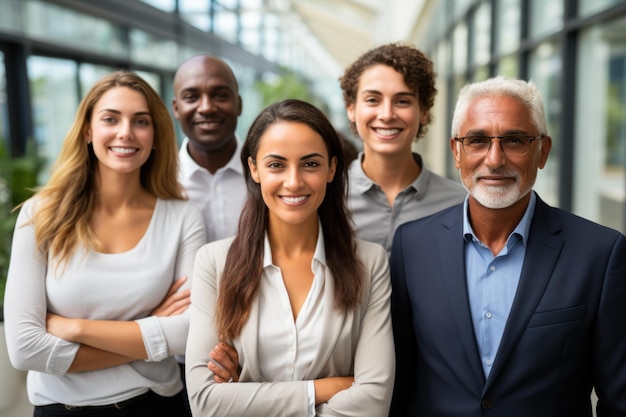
[348,152,467,253]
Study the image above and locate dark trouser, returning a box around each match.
[34,390,186,417]
[179,362,192,417]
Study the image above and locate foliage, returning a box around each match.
[0,139,44,316]
[254,72,323,109]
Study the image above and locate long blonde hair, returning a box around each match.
[28,71,183,266]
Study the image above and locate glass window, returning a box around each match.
[140,0,176,12]
[574,17,626,233]
[179,0,211,31]
[79,64,117,98]
[529,0,564,39]
[129,29,178,70]
[24,1,128,59]
[214,8,239,44]
[495,0,520,55]
[472,1,491,67]
[528,41,562,207]
[0,51,7,147]
[27,56,79,182]
[579,0,625,17]
[453,22,468,75]
[496,54,519,77]
[0,0,21,33]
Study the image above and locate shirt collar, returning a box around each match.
[262,219,327,268]
[350,151,427,195]
[463,191,536,246]
[178,137,244,180]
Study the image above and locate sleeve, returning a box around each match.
[315,241,395,417]
[185,242,311,417]
[3,200,80,375]
[140,202,207,360]
[593,232,626,417]
[388,225,418,417]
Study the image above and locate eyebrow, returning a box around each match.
[360,89,415,98]
[463,128,529,136]
[262,152,325,161]
[98,109,151,116]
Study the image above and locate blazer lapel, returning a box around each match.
[484,197,564,392]
[439,207,485,387]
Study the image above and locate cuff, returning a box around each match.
[135,316,168,362]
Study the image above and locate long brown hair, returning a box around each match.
[216,99,363,340]
[28,71,183,267]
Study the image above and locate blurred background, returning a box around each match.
[0,0,624,414]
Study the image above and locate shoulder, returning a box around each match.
[196,236,235,263]
[422,168,466,194]
[355,239,388,268]
[400,203,462,232]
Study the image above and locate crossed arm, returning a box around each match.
[46,276,191,372]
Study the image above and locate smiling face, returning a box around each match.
[347,64,429,158]
[84,86,154,177]
[451,94,552,210]
[172,56,242,155]
[248,121,337,229]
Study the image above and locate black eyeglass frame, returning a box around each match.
[453,135,544,156]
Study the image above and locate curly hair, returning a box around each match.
[339,42,437,138]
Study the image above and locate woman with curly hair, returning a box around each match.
[185,99,394,416]
[4,71,206,416]
[339,42,466,252]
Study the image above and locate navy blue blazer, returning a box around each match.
[389,194,626,417]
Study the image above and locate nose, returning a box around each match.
[377,100,395,122]
[197,95,215,114]
[483,137,506,168]
[117,120,133,141]
[284,166,303,190]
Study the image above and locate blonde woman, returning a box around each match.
[4,71,206,417]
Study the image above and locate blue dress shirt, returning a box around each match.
[463,192,536,377]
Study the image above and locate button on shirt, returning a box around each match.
[463,193,536,377]
[255,227,327,416]
[178,138,246,242]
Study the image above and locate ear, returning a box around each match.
[450,137,461,169]
[237,95,243,116]
[248,156,260,183]
[172,98,179,119]
[84,125,92,143]
[327,156,337,183]
[347,103,356,123]
[420,110,430,125]
[537,135,552,169]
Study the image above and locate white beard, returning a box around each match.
[461,170,533,209]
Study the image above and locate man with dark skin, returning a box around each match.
[172,54,247,416]
[173,54,246,242]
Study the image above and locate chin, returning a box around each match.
[470,185,523,209]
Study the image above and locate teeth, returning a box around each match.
[110,147,137,154]
[282,196,307,203]
[376,128,400,136]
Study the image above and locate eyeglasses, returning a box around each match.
[454,135,543,157]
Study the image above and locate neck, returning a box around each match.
[467,194,530,255]
[188,137,237,174]
[94,168,152,210]
[361,150,420,190]
[267,216,318,259]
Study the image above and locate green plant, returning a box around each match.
[254,72,320,108]
[0,138,45,317]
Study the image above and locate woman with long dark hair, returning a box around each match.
[186,99,394,416]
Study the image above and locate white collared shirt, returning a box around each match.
[178,138,247,242]
[254,227,327,415]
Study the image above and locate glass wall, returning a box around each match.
[575,16,626,232]
[0,51,7,148]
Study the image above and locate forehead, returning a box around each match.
[357,64,411,93]
[459,95,533,133]
[174,58,237,92]
[94,86,148,109]
[257,122,328,156]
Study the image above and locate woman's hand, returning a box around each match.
[46,313,81,342]
[150,276,191,317]
[314,376,354,404]
[208,339,240,383]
